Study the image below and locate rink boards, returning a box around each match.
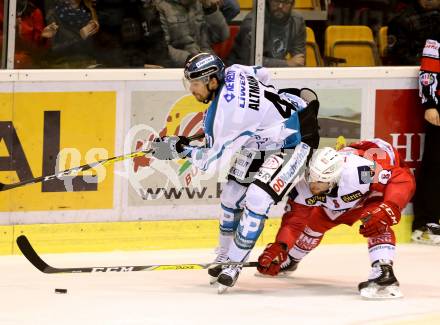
[0,67,423,254]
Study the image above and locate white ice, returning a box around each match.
[1,244,439,325]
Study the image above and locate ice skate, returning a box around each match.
[207,247,228,285]
[411,223,440,245]
[358,260,403,299]
[217,263,242,294]
[276,255,299,277]
[255,255,299,278]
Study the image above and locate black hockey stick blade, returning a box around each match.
[0,133,205,192]
[17,235,60,273]
[16,235,258,274]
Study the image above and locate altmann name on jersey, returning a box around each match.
[306,195,326,205]
[341,190,363,203]
[238,74,260,110]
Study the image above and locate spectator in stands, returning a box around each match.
[155,0,230,67]
[119,0,172,67]
[219,0,240,23]
[15,0,46,68]
[0,2,3,62]
[41,0,99,68]
[227,0,305,67]
[135,0,173,67]
[87,0,170,68]
[387,0,440,65]
[91,0,125,67]
[412,35,440,245]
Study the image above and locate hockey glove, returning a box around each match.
[257,242,288,276]
[359,201,401,237]
[151,136,190,160]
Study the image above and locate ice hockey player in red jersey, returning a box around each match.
[257,138,416,299]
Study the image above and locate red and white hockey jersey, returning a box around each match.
[288,139,415,220]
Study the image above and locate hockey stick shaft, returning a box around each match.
[16,235,258,274]
[0,133,204,192]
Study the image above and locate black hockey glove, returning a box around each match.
[151,136,191,160]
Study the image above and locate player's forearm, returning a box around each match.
[185,145,230,173]
[205,8,229,43]
[185,146,211,172]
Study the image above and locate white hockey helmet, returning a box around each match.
[307,147,344,187]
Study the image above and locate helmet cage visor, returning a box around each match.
[182,76,210,92]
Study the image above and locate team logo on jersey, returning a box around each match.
[341,190,363,203]
[420,73,434,86]
[224,70,236,103]
[378,169,392,184]
[255,155,283,183]
[357,166,374,184]
[305,195,326,205]
[261,155,284,169]
[224,93,235,102]
[225,70,236,86]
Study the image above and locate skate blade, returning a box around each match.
[360,285,403,300]
[411,230,440,245]
[411,236,440,246]
[254,271,292,278]
[217,284,230,294]
[209,276,218,285]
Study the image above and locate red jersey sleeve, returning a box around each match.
[370,166,415,211]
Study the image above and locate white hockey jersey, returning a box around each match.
[289,153,376,220]
[187,64,308,173]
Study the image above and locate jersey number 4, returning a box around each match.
[264,90,295,118]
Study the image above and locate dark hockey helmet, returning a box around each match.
[184,53,225,84]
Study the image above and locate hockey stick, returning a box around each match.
[0,133,204,192]
[16,235,258,274]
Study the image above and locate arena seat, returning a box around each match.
[295,0,314,10]
[378,26,388,58]
[212,25,240,61]
[306,26,323,66]
[238,0,316,10]
[238,0,252,10]
[324,25,381,66]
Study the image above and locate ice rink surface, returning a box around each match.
[1,243,439,325]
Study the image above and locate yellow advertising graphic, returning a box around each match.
[129,92,214,207]
[0,92,116,211]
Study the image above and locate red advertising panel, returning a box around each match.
[375,89,425,173]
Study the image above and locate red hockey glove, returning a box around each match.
[257,242,288,276]
[359,201,401,237]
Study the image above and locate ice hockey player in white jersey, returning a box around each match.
[257,139,416,299]
[151,53,320,293]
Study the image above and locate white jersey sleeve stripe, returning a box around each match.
[189,130,254,172]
